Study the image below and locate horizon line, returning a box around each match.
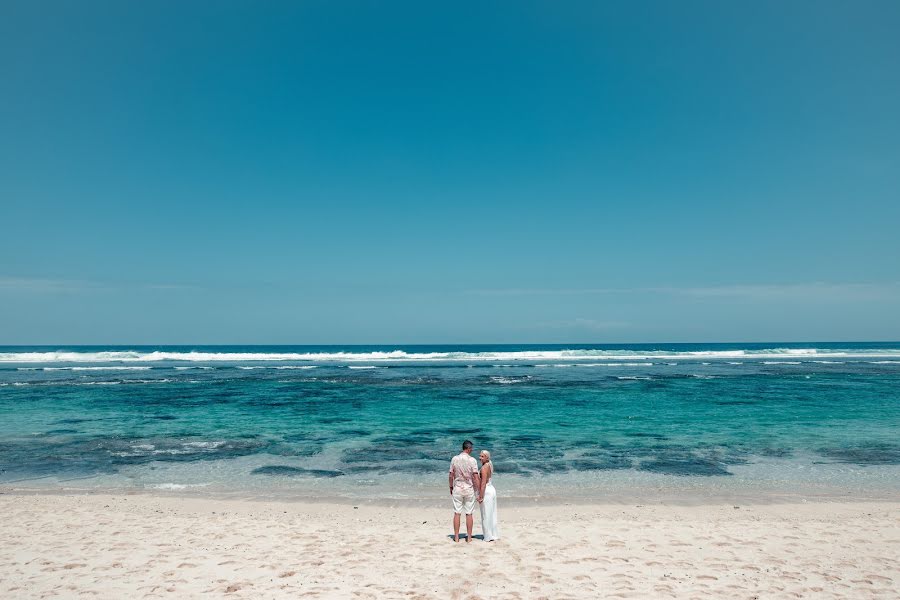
[2,340,899,347]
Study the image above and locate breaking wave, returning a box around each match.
[2,347,900,365]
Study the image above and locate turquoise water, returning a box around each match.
[1,344,899,500]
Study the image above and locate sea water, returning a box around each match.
[1,343,898,501]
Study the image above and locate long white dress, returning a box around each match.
[480,465,500,542]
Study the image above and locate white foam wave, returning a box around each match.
[184,440,226,449]
[348,366,378,369]
[145,483,211,490]
[77,379,172,385]
[489,376,532,384]
[236,365,318,370]
[3,347,900,364]
[579,362,653,367]
[45,366,152,371]
[763,361,802,365]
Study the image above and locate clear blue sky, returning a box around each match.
[2,1,899,344]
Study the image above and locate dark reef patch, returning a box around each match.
[251,465,344,477]
[510,434,544,443]
[818,444,900,466]
[371,432,436,446]
[53,418,95,425]
[527,460,570,474]
[342,465,385,474]
[570,439,612,449]
[569,457,632,471]
[623,432,669,440]
[389,461,444,474]
[337,429,372,437]
[341,446,450,464]
[265,442,323,457]
[443,427,483,435]
[759,447,794,458]
[492,461,532,476]
[639,457,731,476]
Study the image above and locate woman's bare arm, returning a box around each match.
[479,464,491,500]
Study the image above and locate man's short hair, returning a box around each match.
[462,440,473,451]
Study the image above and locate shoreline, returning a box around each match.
[3,484,899,507]
[3,488,898,512]
[2,492,897,598]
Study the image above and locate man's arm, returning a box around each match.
[448,469,454,495]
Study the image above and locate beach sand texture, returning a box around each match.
[1,494,897,599]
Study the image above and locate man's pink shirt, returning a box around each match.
[449,452,478,495]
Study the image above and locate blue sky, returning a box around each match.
[1,1,899,344]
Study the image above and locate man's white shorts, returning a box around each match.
[452,489,476,515]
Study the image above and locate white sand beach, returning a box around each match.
[1,493,897,599]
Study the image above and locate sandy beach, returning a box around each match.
[1,493,897,599]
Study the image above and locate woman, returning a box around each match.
[478,450,500,542]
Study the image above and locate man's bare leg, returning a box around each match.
[453,512,461,542]
[466,513,474,543]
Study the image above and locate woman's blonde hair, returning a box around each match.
[480,449,492,463]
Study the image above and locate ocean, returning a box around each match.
[1,343,899,501]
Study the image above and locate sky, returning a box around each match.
[1,1,899,344]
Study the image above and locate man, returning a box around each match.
[448,439,481,543]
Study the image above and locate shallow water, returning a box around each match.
[1,343,899,500]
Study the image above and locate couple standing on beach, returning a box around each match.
[448,440,500,543]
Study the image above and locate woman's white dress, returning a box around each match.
[480,468,500,542]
